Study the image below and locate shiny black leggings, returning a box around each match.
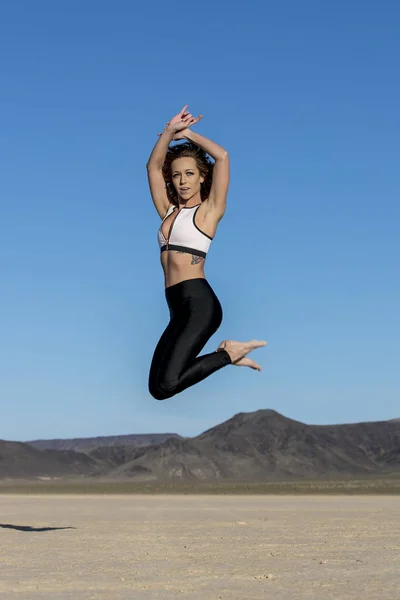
[148,278,232,400]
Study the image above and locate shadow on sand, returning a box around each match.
[0,523,76,532]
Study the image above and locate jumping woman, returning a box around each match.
[146,105,266,401]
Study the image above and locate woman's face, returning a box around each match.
[171,157,204,201]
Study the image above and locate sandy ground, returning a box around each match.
[0,494,399,599]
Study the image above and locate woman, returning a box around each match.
[146,105,266,401]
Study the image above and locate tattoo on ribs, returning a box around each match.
[176,251,204,265]
[191,255,204,265]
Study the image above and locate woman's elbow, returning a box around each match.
[217,150,229,162]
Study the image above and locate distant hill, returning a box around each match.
[0,440,100,479]
[2,410,400,481]
[26,433,182,452]
[98,409,400,481]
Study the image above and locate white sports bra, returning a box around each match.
[158,204,213,259]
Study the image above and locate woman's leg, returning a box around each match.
[148,279,232,400]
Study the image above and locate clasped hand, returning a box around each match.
[158,105,202,139]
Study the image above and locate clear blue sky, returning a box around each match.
[1,0,399,442]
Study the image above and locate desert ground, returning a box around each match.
[0,494,399,599]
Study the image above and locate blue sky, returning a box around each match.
[1,0,399,442]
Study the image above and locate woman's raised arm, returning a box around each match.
[183,129,229,219]
[146,105,199,219]
[146,128,175,219]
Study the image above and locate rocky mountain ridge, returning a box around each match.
[1,410,399,481]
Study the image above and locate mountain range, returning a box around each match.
[27,433,182,452]
[1,409,399,481]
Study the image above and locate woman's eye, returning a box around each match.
[172,172,193,178]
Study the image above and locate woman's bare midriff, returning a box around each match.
[160,251,206,288]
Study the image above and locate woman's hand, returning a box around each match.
[158,105,203,138]
[172,120,202,140]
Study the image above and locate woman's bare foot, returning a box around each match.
[234,357,262,371]
[217,339,267,364]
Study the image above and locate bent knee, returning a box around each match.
[148,377,179,401]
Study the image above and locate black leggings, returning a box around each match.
[148,278,232,400]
